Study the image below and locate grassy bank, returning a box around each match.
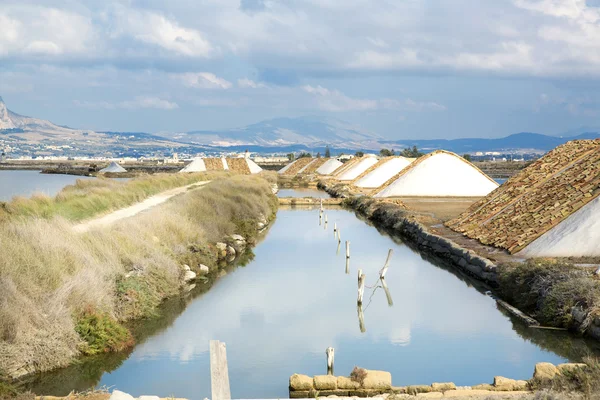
[0,174,277,380]
[0,172,221,222]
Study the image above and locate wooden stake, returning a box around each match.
[325,214,328,224]
[337,229,341,244]
[336,241,341,256]
[210,340,231,400]
[379,249,393,279]
[320,198,324,212]
[345,257,350,274]
[333,223,337,233]
[357,304,366,333]
[358,269,362,285]
[345,241,350,259]
[357,273,365,304]
[326,347,335,375]
[381,278,393,307]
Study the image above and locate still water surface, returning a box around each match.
[24,189,600,399]
[277,188,331,198]
[0,170,93,201]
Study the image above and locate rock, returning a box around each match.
[215,242,228,258]
[226,245,236,257]
[514,380,529,391]
[471,384,494,391]
[363,370,392,390]
[110,390,134,400]
[391,386,407,394]
[314,375,337,390]
[183,270,197,282]
[217,270,227,278]
[290,374,314,390]
[289,391,310,398]
[230,234,246,242]
[534,362,558,381]
[198,264,210,275]
[337,376,361,389]
[493,376,518,391]
[557,363,587,374]
[407,385,432,395]
[257,222,266,230]
[183,264,191,271]
[431,382,456,391]
[138,396,160,400]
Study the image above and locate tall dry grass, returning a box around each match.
[0,175,277,379]
[0,172,227,222]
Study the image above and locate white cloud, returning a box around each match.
[75,96,178,110]
[237,78,266,89]
[176,72,232,89]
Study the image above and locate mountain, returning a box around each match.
[165,116,382,149]
[381,132,600,154]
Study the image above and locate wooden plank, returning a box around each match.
[210,340,232,400]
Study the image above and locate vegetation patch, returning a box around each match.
[497,260,600,330]
[75,308,134,356]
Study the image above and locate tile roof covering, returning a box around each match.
[204,157,226,170]
[279,157,314,176]
[301,157,328,174]
[446,140,600,253]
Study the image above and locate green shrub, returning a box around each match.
[75,308,134,355]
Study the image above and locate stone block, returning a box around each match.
[289,390,310,398]
[557,363,588,374]
[314,375,337,390]
[407,385,432,395]
[534,362,558,381]
[363,370,392,390]
[391,386,407,394]
[337,376,360,389]
[290,374,314,390]
[471,384,494,391]
[431,382,456,391]
[348,389,385,397]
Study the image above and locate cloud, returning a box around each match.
[302,85,445,113]
[536,93,599,116]
[75,96,178,110]
[240,0,267,13]
[238,78,266,89]
[176,72,233,89]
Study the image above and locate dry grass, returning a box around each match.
[0,175,277,379]
[0,172,224,222]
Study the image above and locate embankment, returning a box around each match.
[318,181,600,341]
[0,174,277,380]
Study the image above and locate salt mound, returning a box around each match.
[518,196,600,257]
[355,157,412,188]
[246,158,263,174]
[180,158,206,173]
[316,159,343,175]
[336,155,379,181]
[100,161,127,173]
[278,159,297,174]
[375,151,498,197]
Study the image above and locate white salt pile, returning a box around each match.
[518,195,600,257]
[278,159,298,174]
[298,158,318,173]
[100,161,127,173]
[179,158,206,173]
[316,159,343,175]
[354,157,412,188]
[222,157,229,170]
[246,158,263,174]
[375,151,498,197]
[336,155,379,181]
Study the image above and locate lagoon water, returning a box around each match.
[23,189,600,399]
[277,188,331,198]
[0,170,94,201]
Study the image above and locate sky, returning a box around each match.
[1,0,600,139]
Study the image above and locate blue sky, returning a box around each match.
[1,0,600,139]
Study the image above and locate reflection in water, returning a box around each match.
[24,208,600,400]
[0,170,94,201]
[277,188,331,198]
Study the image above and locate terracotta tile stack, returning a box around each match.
[204,158,225,171]
[446,140,600,253]
[225,158,251,174]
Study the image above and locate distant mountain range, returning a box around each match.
[380,132,600,154]
[1,95,599,157]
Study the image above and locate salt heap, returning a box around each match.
[375,151,498,197]
[336,154,379,181]
[278,159,298,175]
[99,161,127,173]
[447,139,600,256]
[226,157,263,174]
[354,157,413,188]
[179,158,206,173]
[316,159,343,175]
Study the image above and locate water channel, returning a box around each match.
[22,188,600,399]
[0,170,94,201]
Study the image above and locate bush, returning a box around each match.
[350,366,367,387]
[531,357,600,399]
[75,308,134,355]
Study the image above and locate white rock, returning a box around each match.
[227,245,236,256]
[199,264,210,275]
[110,390,135,400]
[183,264,191,271]
[184,270,197,282]
[139,396,160,400]
[216,242,228,251]
[230,234,245,242]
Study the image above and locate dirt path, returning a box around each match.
[73,181,210,233]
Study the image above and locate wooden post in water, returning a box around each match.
[381,278,393,307]
[337,229,341,244]
[333,223,337,234]
[379,249,393,279]
[357,304,366,333]
[345,241,350,259]
[210,340,231,400]
[345,257,350,274]
[325,214,328,224]
[326,347,335,375]
[336,241,341,256]
[357,273,366,304]
[358,269,362,285]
